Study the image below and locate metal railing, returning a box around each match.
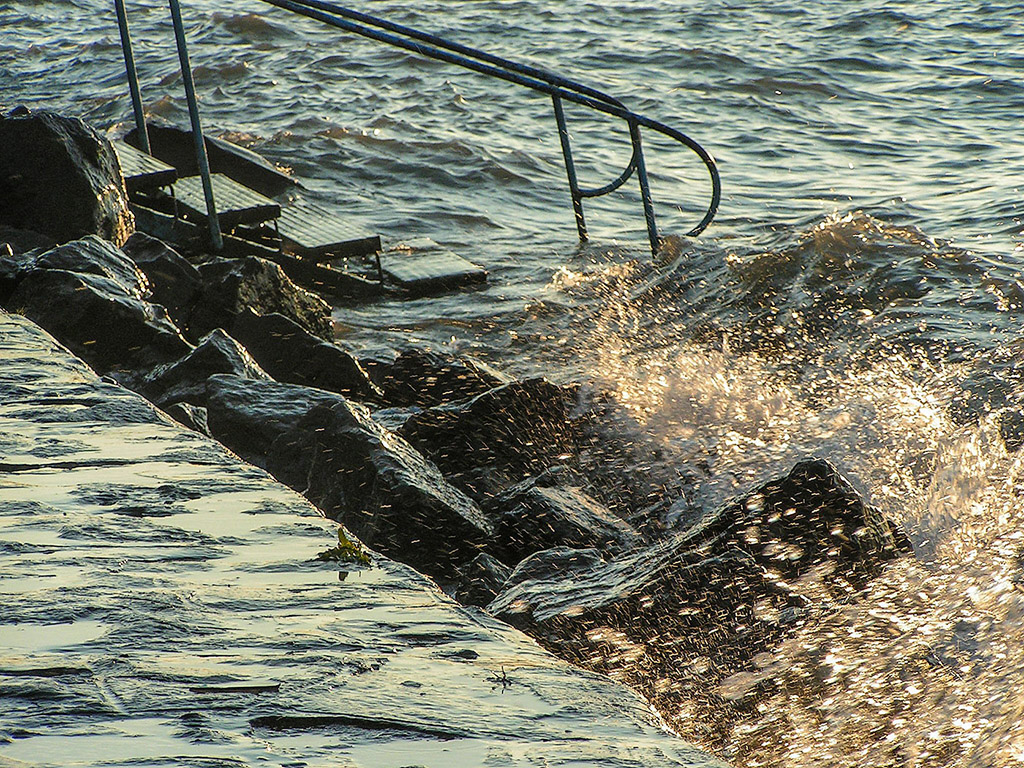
[116,1,721,254]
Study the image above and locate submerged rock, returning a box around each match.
[7,268,189,374]
[190,256,332,342]
[400,378,580,498]
[121,232,202,328]
[0,108,134,246]
[484,472,642,564]
[205,375,345,467]
[137,329,271,408]
[231,308,380,400]
[379,348,510,407]
[267,399,494,581]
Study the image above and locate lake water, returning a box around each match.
[2,1,1023,765]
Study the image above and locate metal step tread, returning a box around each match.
[383,238,487,294]
[277,199,381,259]
[113,139,177,192]
[175,173,281,229]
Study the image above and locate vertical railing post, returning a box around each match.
[113,0,150,154]
[552,93,588,243]
[168,0,222,251]
[629,119,659,255]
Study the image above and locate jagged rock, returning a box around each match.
[267,399,494,580]
[490,459,911,716]
[205,375,345,467]
[231,308,380,400]
[452,553,512,608]
[380,348,510,407]
[999,409,1024,452]
[399,378,580,498]
[501,546,605,588]
[0,226,55,254]
[137,329,271,408]
[190,256,332,342]
[484,471,642,564]
[0,108,134,246]
[122,232,202,327]
[7,268,190,374]
[164,401,210,436]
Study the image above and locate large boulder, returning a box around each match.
[231,308,380,400]
[190,256,332,342]
[121,232,203,328]
[489,460,911,723]
[483,470,642,564]
[0,107,134,246]
[137,329,271,408]
[379,348,510,407]
[205,375,345,467]
[399,378,581,498]
[7,268,189,374]
[267,399,495,581]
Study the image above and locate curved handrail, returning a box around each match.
[256,0,720,250]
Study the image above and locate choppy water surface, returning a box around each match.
[3,0,1024,764]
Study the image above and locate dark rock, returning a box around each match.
[164,402,210,436]
[231,308,380,400]
[399,378,580,498]
[999,409,1024,452]
[0,108,134,246]
[484,472,642,564]
[501,546,605,587]
[34,235,149,299]
[489,459,911,724]
[205,375,345,467]
[190,256,333,342]
[452,553,512,607]
[138,330,271,408]
[267,399,495,580]
[121,232,202,327]
[7,268,190,374]
[380,348,510,407]
[0,226,55,254]
[950,373,1012,426]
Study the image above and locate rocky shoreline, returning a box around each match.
[1,107,913,757]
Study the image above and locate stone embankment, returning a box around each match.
[1,106,914,760]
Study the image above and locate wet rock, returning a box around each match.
[190,256,332,342]
[137,329,271,408]
[502,546,605,587]
[484,472,642,564]
[231,308,380,400]
[0,226,55,254]
[380,348,510,407]
[490,460,911,715]
[998,409,1024,452]
[267,399,494,580]
[205,375,344,467]
[399,378,580,498]
[7,268,190,374]
[0,108,134,246]
[452,553,513,607]
[164,401,210,436]
[121,232,202,328]
[950,373,1011,426]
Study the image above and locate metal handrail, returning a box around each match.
[257,0,721,253]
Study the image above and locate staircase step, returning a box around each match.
[113,139,177,194]
[175,173,281,229]
[277,199,381,259]
[382,238,487,294]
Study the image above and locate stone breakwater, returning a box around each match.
[0,107,913,758]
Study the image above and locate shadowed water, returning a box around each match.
[2,0,1024,765]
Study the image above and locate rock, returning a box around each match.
[452,553,512,608]
[380,348,510,407]
[121,232,202,328]
[0,226,55,254]
[489,460,911,719]
[950,373,1011,426]
[137,329,271,408]
[205,375,345,467]
[502,546,605,587]
[399,378,580,498]
[267,399,495,581]
[231,308,381,400]
[164,401,210,436]
[0,108,134,246]
[484,472,642,564]
[999,409,1024,452]
[190,256,332,342]
[7,268,190,374]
